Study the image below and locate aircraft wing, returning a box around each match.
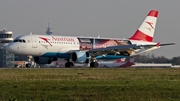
[90,44,137,52]
[89,44,139,57]
[88,43,175,57]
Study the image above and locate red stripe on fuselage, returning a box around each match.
[129,30,153,42]
[39,37,52,46]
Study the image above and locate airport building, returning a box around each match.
[46,20,53,35]
[0,29,14,67]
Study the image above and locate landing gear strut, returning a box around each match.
[90,58,99,68]
[26,55,32,68]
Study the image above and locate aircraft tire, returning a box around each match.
[26,63,31,68]
[69,62,74,67]
[65,62,74,68]
[90,62,98,68]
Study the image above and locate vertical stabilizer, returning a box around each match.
[129,10,158,42]
[115,58,126,63]
[117,57,135,67]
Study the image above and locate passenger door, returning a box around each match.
[31,36,37,48]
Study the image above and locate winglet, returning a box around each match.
[156,42,160,47]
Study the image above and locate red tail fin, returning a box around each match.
[117,57,135,68]
[129,10,158,42]
[115,58,126,63]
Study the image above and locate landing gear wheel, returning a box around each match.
[90,62,99,68]
[69,62,74,67]
[65,62,74,68]
[26,63,31,68]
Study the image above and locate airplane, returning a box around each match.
[98,57,135,68]
[6,10,175,68]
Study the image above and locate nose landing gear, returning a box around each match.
[26,55,32,68]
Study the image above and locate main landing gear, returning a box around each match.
[64,58,99,68]
[90,62,99,67]
[64,59,74,68]
[90,58,99,68]
[65,62,74,67]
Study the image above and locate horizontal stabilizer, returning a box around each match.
[138,43,175,48]
[159,43,175,46]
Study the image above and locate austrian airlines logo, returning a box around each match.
[39,37,52,46]
[145,21,154,31]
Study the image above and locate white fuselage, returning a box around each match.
[7,35,80,58]
[7,34,160,59]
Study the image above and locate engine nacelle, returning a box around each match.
[71,51,90,63]
[34,57,57,64]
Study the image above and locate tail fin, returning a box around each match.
[129,10,158,42]
[117,57,135,68]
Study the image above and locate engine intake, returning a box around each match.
[71,51,90,63]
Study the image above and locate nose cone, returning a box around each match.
[6,43,12,53]
[6,43,14,53]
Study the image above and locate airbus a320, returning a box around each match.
[6,10,174,67]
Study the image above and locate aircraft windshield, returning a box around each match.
[13,39,26,43]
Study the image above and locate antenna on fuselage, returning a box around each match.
[30,32,32,35]
[97,35,100,38]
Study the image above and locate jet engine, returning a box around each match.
[71,51,90,63]
[34,56,58,64]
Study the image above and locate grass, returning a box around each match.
[0,68,180,101]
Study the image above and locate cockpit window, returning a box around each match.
[19,40,22,42]
[13,39,18,42]
[22,40,26,43]
[13,38,26,43]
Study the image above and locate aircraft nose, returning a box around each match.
[6,43,16,53]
